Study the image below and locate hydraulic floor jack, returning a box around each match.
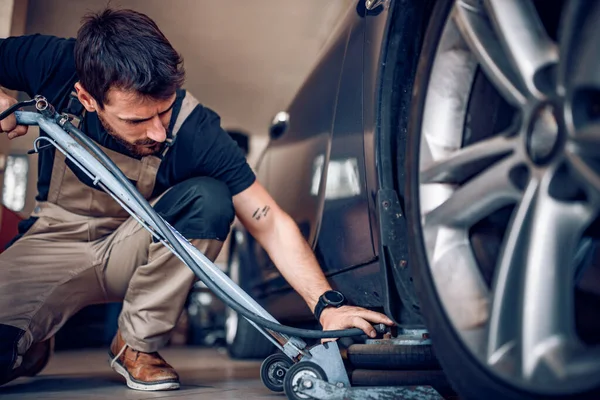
[3,96,445,400]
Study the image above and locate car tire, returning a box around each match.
[404,0,600,399]
[225,240,275,360]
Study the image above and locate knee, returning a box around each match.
[187,177,235,237]
[154,177,234,241]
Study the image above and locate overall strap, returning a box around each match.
[161,90,200,157]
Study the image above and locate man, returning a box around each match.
[0,8,393,391]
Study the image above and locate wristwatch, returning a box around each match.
[313,290,347,322]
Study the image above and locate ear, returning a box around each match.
[74,82,99,113]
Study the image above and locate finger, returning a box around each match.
[353,309,395,326]
[0,114,17,133]
[6,130,19,140]
[352,316,377,338]
[7,125,27,140]
[15,124,27,136]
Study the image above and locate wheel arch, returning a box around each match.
[373,0,437,324]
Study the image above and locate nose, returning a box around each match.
[146,116,167,143]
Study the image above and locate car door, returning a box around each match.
[250,8,356,295]
[253,4,380,311]
[312,9,376,277]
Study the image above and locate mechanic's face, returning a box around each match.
[75,82,176,157]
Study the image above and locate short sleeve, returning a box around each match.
[0,34,77,97]
[188,106,256,196]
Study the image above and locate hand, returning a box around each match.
[319,305,395,342]
[0,89,28,140]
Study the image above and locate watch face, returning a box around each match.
[324,290,345,305]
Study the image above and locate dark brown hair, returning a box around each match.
[74,8,185,108]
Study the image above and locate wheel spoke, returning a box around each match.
[424,156,522,228]
[565,151,600,206]
[487,181,537,371]
[487,174,594,380]
[556,0,588,92]
[521,186,591,379]
[567,125,600,158]
[558,0,600,91]
[454,1,527,106]
[421,134,516,184]
[485,0,558,98]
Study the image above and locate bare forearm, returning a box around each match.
[257,211,331,312]
[233,182,394,336]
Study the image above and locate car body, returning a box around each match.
[228,1,600,399]
[230,0,419,325]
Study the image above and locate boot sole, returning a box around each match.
[108,355,180,391]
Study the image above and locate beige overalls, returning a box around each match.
[0,91,224,363]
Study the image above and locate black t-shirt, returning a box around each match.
[0,34,256,204]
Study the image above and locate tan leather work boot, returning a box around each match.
[108,331,180,391]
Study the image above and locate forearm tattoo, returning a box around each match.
[252,205,270,220]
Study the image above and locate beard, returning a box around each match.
[97,113,163,157]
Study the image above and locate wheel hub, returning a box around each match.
[275,366,286,378]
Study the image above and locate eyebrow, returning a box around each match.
[118,98,177,123]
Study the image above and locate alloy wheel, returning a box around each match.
[417,0,600,394]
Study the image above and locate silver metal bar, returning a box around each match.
[15,110,306,357]
[159,220,303,354]
[18,111,157,224]
[101,181,291,354]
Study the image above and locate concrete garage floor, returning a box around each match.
[0,347,280,400]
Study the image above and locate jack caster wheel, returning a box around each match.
[283,361,328,400]
[260,353,293,392]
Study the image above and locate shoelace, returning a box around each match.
[110,344,128,369]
